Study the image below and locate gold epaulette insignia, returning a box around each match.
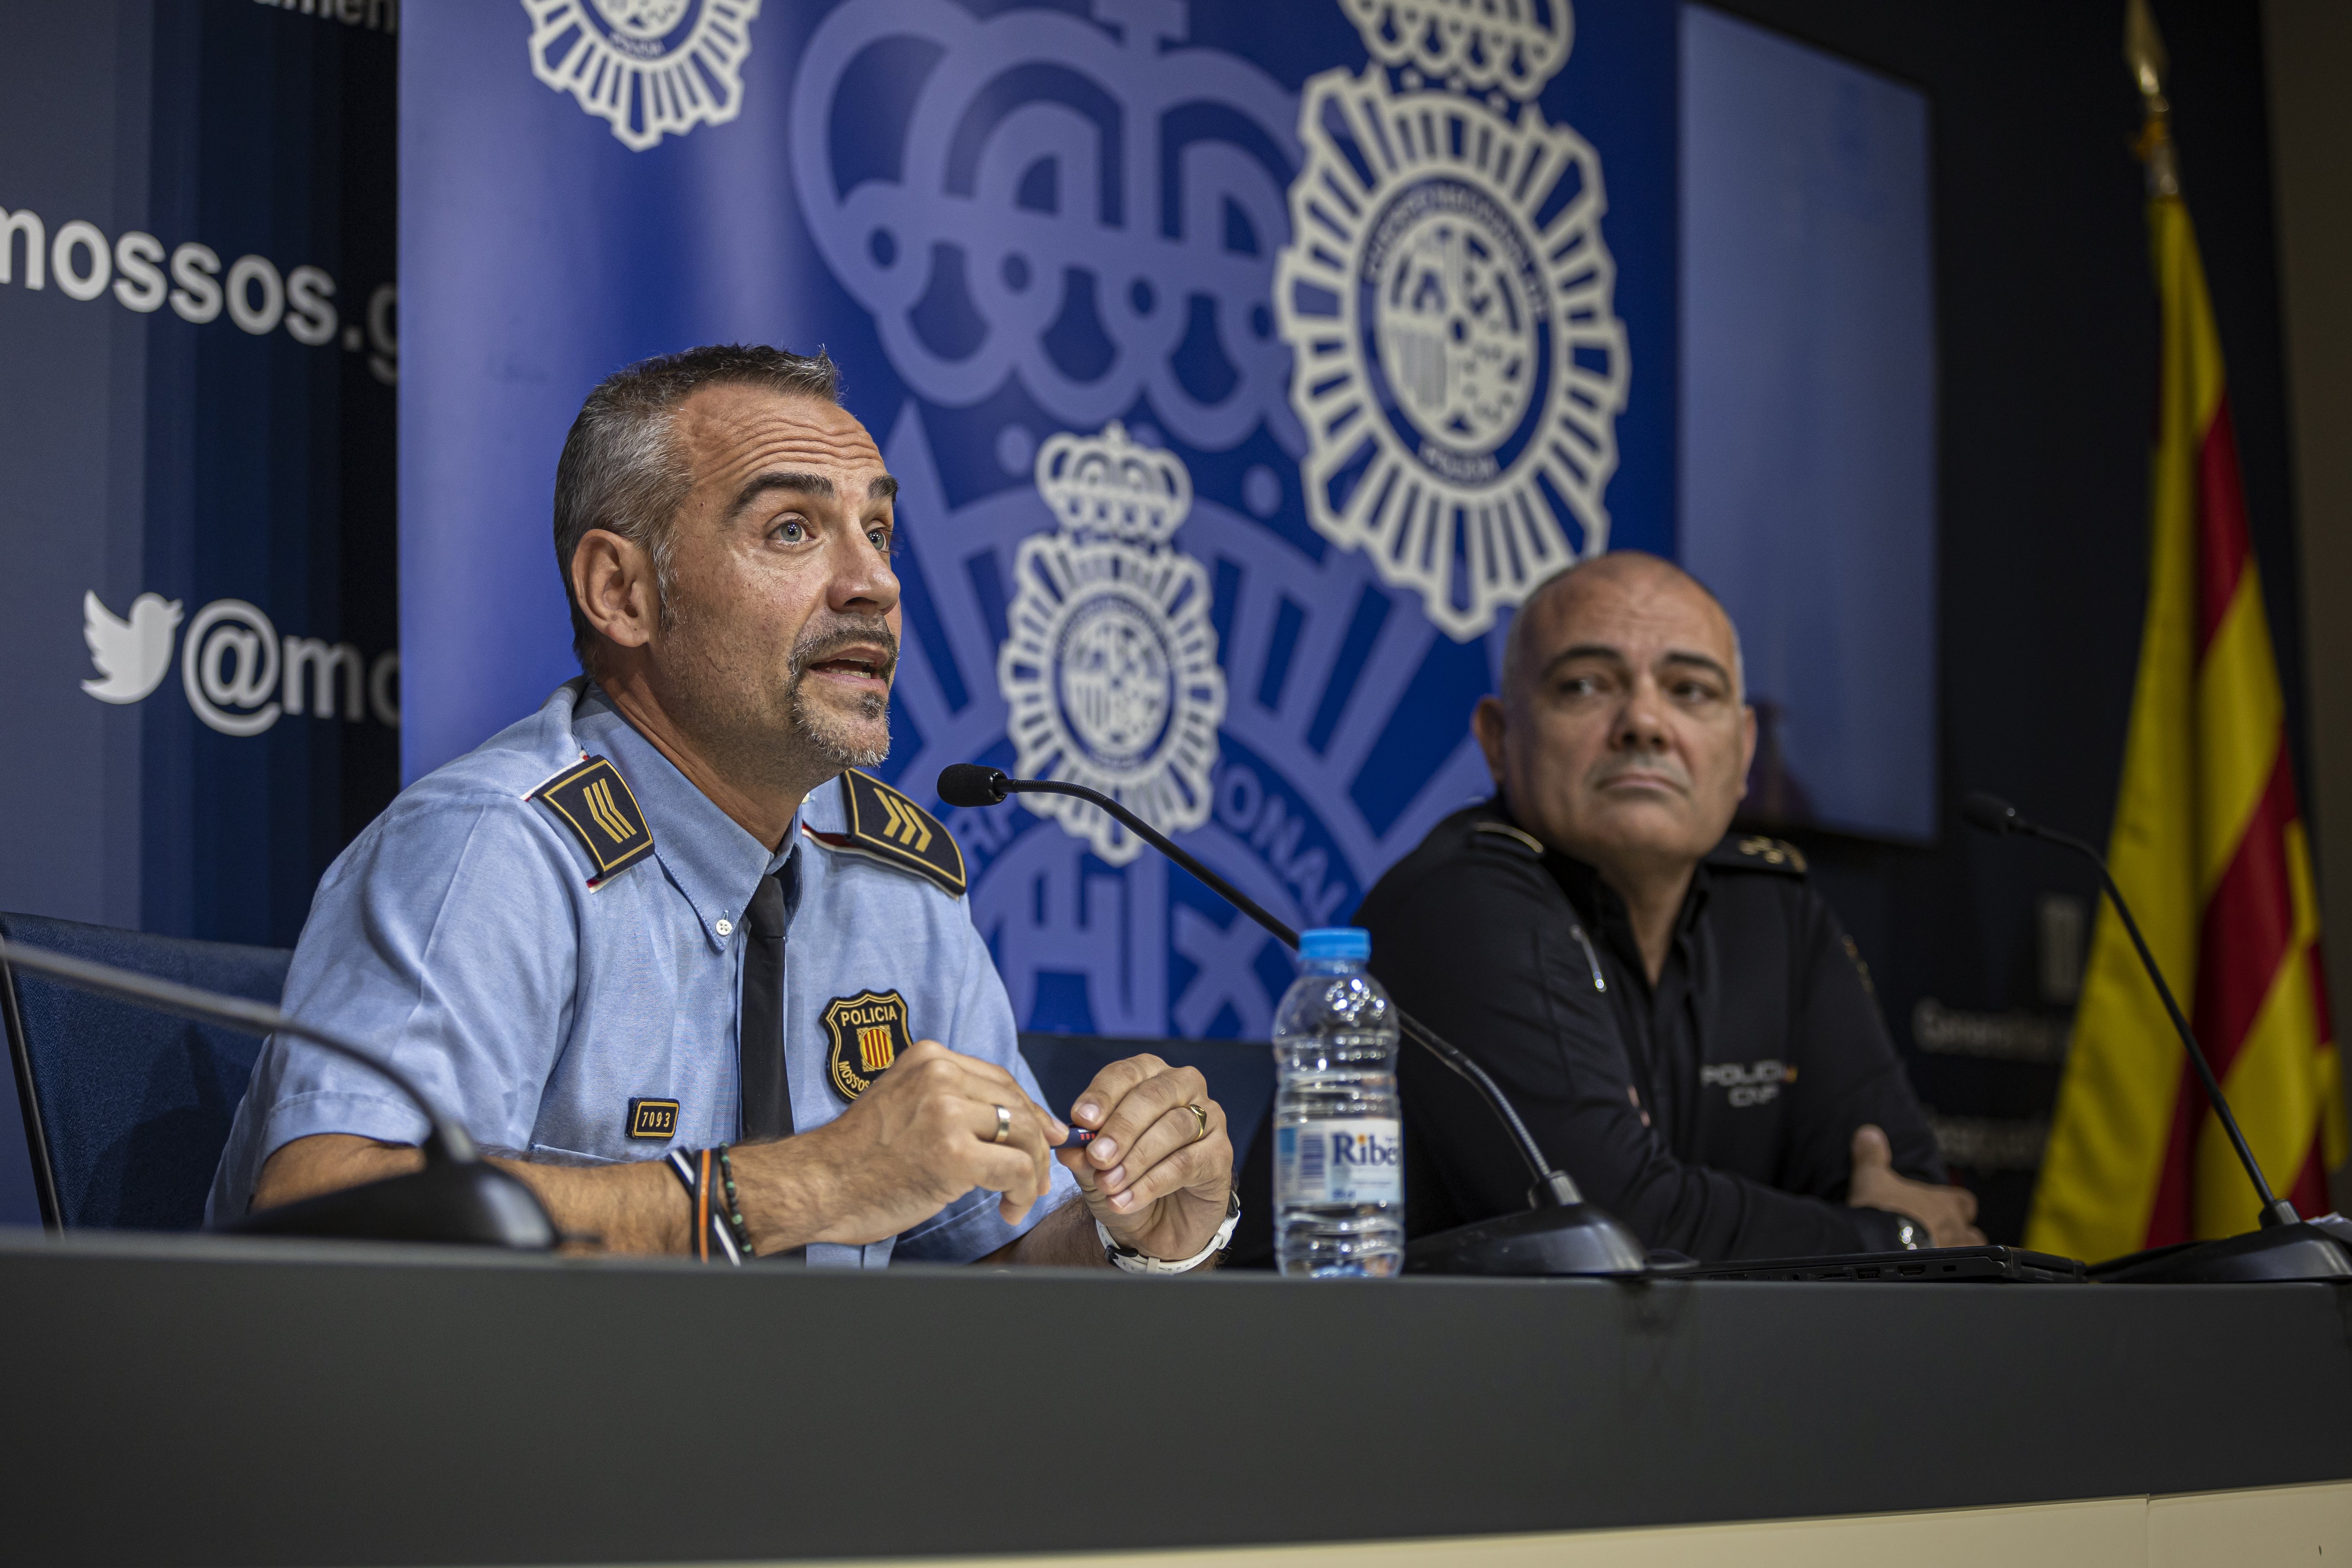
[1472,820,1547,857]
[1841,935,1877,999]
[530,755,655,882]
[815,770,968,897]
[1720,833,1809,875]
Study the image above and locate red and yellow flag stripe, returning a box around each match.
[2025,192,2344,1260]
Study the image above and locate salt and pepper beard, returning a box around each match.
[633,586,899,806]
[785,616,897,770]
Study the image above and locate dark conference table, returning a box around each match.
[4,1227,2349,1566]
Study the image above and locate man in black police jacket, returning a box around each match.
[1337,551,1978,1262]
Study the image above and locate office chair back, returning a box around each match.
[1,912,290,1231]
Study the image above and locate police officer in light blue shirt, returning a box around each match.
[210,345,1240,1272]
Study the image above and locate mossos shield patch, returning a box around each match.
[823,989,915,1102]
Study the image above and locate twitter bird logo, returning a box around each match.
[83,590,184,704]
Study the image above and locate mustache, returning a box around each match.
[1589,755,1692,792]
[787,617,900,683]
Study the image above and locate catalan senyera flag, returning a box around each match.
[2026,112,2346,1258]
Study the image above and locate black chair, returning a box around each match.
[1,912,291,1231]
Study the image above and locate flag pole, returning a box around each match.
[2124,0,2179,198]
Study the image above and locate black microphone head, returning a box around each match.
[937,764,1011,808]
[1962,791,2020,835]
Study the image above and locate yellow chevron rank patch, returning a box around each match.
[826,770,967,897]
[530,755,656,881]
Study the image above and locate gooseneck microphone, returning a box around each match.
[937,764,1566,1197]
[0,937,557,1249]
[1961,793,2290,1225]
[939,763,1650,1276]
[941,763,1306,963]
[1963,792,2350,1281]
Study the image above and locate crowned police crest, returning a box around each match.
[523,0,761,151]
[999,425,1226,865]
[1277,0,1629,639]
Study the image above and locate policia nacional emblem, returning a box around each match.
[1274,0,1630,640]
[530,755,656,882]
[997,423,1225,867]
[823,990,915,1102]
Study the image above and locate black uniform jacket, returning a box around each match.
[1232,799,1947,1266]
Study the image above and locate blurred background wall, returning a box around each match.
[2266,0,2352,1213]
[0,2,399,951]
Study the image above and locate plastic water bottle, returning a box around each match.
[1272,927,1403,1277]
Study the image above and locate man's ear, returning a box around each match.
[1472,695,1509,785]
[571,529,659,657]
[1737,701,1758,800]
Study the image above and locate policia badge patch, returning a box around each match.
[824,990,914,1101]
[530,755,655,881]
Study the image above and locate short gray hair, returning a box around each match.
[552,343,842,669]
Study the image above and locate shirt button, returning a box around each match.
[715,919,734,938]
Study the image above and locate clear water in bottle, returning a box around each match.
[1272,926,1403,1277]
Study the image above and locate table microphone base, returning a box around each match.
[2091,1213,2352,1284]
[1406,1202,1650,1277]
[221,1161,559,1250]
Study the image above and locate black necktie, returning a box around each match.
[738,868,793,1140]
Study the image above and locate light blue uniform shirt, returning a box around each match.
[207,680,1077,1266]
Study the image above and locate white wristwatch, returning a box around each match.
[1099,1191,1242,1274]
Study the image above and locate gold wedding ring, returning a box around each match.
[1185,1102,1210,1142]
[992,1103,1012,1144]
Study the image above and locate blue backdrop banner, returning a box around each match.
[0,1,400,949]
[0,0,400,1223]
[400,0,1926,1042]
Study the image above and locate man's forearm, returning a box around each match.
[989,1196,1226,1270]
[492,1153,689,1252]
[992,1196,1108,1267]
[959,1194,1105,1266]
[254,1133,695,1253]
[251,1133,424,1211]
[254,1134,1144,1262]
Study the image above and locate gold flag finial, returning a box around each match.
[2124,0,2168,99]
[2125,0,2179,196]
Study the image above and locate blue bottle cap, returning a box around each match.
[1299,927,1371,962]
